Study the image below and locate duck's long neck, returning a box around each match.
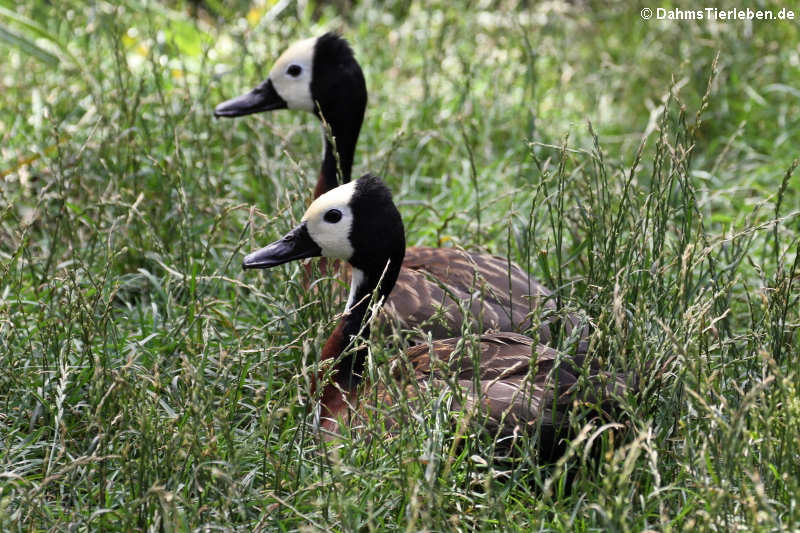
[314,108,364,198]
[316,250,404,429]
[320,268,372,391]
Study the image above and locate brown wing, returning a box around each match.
[384,247,588,351]
[373,332,630,458]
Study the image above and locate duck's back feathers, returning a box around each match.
[384,247,588,350]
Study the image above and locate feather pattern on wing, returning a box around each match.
[384,247,589,351]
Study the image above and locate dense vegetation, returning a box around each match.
[1,1,798,530]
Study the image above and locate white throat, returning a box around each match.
[345,267,365,312]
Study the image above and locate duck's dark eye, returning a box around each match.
[287,64,302,77]
[324,209,342,223]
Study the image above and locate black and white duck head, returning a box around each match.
[216,33,368,194]
[243,174,405,314]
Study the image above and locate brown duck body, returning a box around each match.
[389,247,587,349]
[313,246,587,347]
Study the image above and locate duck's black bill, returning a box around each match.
[243,223,322,270]
[214,79,287,118]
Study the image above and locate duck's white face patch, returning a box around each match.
[268,36,316,112]
[302,180,356,260]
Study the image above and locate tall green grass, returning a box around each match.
[1,0,798,530]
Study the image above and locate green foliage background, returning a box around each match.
[1,0,798,530]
